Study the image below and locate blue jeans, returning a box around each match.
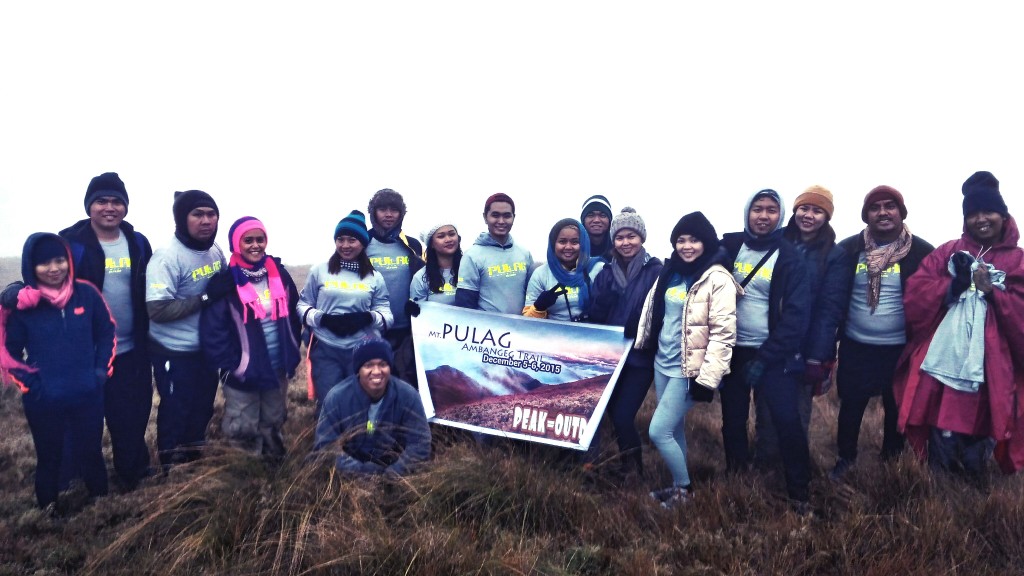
[649,372,694,487]
[151,350,218,467]
[309,337,355,415]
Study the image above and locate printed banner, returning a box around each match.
[412,302,631,450]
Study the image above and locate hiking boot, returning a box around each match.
[829,458,854,482]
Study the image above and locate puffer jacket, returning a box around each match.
[634,264,742,389]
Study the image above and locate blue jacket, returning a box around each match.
[789,232,850,362]
[588,253,663,367]
[199,258,302,392]
[312,374,431,475]
[4,233,116,406]
[721,232,810,370]
[59,218,153,354]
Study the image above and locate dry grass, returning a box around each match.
[2,261,1022,574]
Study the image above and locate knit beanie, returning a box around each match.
[670,211,719,253]
[793,185,834,220]
[484,193,516,214]
[962,171,1008,217]
[609,207,647,241]
[580,194,613,221]
[228,216,267,254]
[172,190,219,231]
[421,221,459,246]
[352,338,394,371]
[367,188,407,230]
[84,172,129,215]
[861,185,907,223]
[334,210,370,246]
[31,235,67,266]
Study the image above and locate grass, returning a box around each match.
[1,260,1022,574]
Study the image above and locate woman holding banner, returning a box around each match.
[297,210,393,412]
[409,221,463,308]
[588,207,663,478]
[523,218,603,322]
[635,212,740,508]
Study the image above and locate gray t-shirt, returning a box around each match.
[845,252,906,345]
[410,267,459,306]
[146,237,226,352]
[366,239,415,330]
[100,232,135,354]
[733,244,777,347]
[655,276,688,377]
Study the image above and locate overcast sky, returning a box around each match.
[2,2,1020,267]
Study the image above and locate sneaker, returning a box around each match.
[829,458,854,482]
[660,486,692,509]
[649,486,676,503]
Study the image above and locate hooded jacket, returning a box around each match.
[893,216,1024,472]
[199,258,302,392]
[455,232,534,314]
[59,218,153,353]
[3,233,116,405]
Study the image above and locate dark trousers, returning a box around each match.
[385,328,418,387]
[105,348,154,487]
[720,346,810,501]
[23,391,108,508]
[308,338,355,415]
[606,363,654,468]
[152,350,219,467]
[835,337,905,462]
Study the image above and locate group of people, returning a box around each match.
[2,171,1021,517]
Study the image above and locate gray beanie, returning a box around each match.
[609,207,646,241]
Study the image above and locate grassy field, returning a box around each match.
[1,258,1022,574]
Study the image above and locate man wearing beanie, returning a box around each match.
[365,189,425,386]
[581,194,614,262]
[311,338,431,475]
[145,189,231,469]
[455,193,535,314]
[830,184,933,481]
[57,172,156,489]
[893,171,1024,476]
[720,188,812,512]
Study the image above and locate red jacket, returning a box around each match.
[894,216,1024,472]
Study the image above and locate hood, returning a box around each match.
[20,232,74,287]
[472,231,515,249]
[367,188,407,236]
[960,214,1020,253]
[742,188,786,236]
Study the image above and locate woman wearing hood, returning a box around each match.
[635,212,740,508]
[1,233,115,511]
[200,217,302,458]
[720,189,813,513]
[523,218,604,322]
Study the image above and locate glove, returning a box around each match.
[533,284,567,312]
[744,360,766,388]
[321,311,374,336]
[404,299,421,318]
[1,281,25,309]
[949,251,973,297]
[203,271,235,305]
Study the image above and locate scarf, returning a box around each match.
[546,219,594,315]
[646,248,724,344]
[863,225,913,312]
[228,253,289,323]
[0,279,74,392]
[610,247,650,291]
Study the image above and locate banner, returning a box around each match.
[412,302,631,450]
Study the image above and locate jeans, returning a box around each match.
[309,337,355,415]
[649,372,694,487]
[151,349,219,467]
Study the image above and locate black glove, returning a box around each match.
[321,311,374,336]
[1,281,25,309]
[533,284,567,312]
[949,251,973,297]
[405,299,421,318]
[203,270,235,305]
[744,360,766,389]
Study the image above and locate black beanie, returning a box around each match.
[670,211,719,253]
[962,171,1008,217]
[31,236,67,266]
[84,172,129,215]
[173,190,219,231]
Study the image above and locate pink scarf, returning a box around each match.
[229,253,290,323]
